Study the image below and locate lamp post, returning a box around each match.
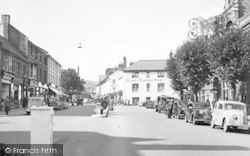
[0,42,2,100]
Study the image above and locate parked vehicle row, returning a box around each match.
[148,96,250,133]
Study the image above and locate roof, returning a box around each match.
[217,101,246,105]
[0,35,28,62]
[99,75,107,82]
[84,80,98,88]
[123,60,167,72]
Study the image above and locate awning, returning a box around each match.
[49,87,61,95]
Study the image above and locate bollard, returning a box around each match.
[30,106,54,156]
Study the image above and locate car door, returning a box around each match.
[216,103,223,125]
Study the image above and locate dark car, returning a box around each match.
[145,100,155,109]
[174,100,189,119]
[185,101,211,125]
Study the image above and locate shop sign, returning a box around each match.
[126,78,163,82]
[30,80,38,87]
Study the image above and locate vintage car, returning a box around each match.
[49,97,63,110]
[211,101,250,132]
[157,95,175,113]
[184,101,211,125]
[59,97,69,109]
[25,96,45,115]
[145,100,155,109]
[175,100,189,119]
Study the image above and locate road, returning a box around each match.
[0,105,250,156]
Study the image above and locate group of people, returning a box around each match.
[0,96,12,115]
[99,96,115,115]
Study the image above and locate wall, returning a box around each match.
[123,71,169,104]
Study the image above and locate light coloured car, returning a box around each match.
[211,101,250,132]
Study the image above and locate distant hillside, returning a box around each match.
[84,80,98,88]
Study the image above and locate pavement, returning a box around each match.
[0,105,250,156]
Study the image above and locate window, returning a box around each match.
[112,79,116,84]
[132,72,139,78]
[132,84,139,92]
[146,97,151,100]
[157,72,164,77]
[147,83,150,92]
[218,104,223,109]
[30,64,33,78]
[158,83,165,92]
[146,72,150,78]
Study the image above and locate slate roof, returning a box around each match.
[0,35,27,62]
[123,60,167,72]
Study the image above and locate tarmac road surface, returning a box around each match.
[0,105,250,156]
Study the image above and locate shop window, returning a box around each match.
[158,83,165,92]
[132,84,139,92]
[132,72,139,78]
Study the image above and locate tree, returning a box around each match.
[175,37,212,101]
[166,51,186,100]
[61,68,85,95]
[208,27,250,100]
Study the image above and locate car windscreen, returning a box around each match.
[193,103,210,108]
[224,103,245,110]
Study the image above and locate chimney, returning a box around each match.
[1,15,10,40]
[130,61,135,66]
[123,56,127,68]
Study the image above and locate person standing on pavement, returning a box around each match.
[4,96,11,115]
[168,100,174,119]
[110,96,114,111]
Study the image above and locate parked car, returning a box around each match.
[25,96,45,115]
[157,95,175,113]
[145,100,155,109]
[59,97,69,109]
[77,99,83,105]
[175,100,189,119]
[139,101,146,107]
[184,101,211,125]
[211,101,250,132]
[49,97,63,110]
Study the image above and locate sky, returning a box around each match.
[0,0,225,85]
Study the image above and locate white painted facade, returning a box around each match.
[123,71,171,105]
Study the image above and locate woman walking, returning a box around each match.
[4,97,11,115]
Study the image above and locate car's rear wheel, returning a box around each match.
[185,115,188,123]
[223,119,229,132]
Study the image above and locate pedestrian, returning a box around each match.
[100,97,108,114]
[4,97,11,115]
[110,96,114,111]
[23,97,28,108]
[168,100,174,119]
[0,98,4,111]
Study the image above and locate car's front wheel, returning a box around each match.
[223,119,229,132]
[192,117,197,125]
[210,117,215,128]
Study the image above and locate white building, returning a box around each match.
[123,60,172,105]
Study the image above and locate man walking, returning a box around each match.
[4,97,11,115]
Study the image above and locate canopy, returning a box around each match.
[49,87,61,95]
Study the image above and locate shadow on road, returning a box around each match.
[0,131,249,156]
